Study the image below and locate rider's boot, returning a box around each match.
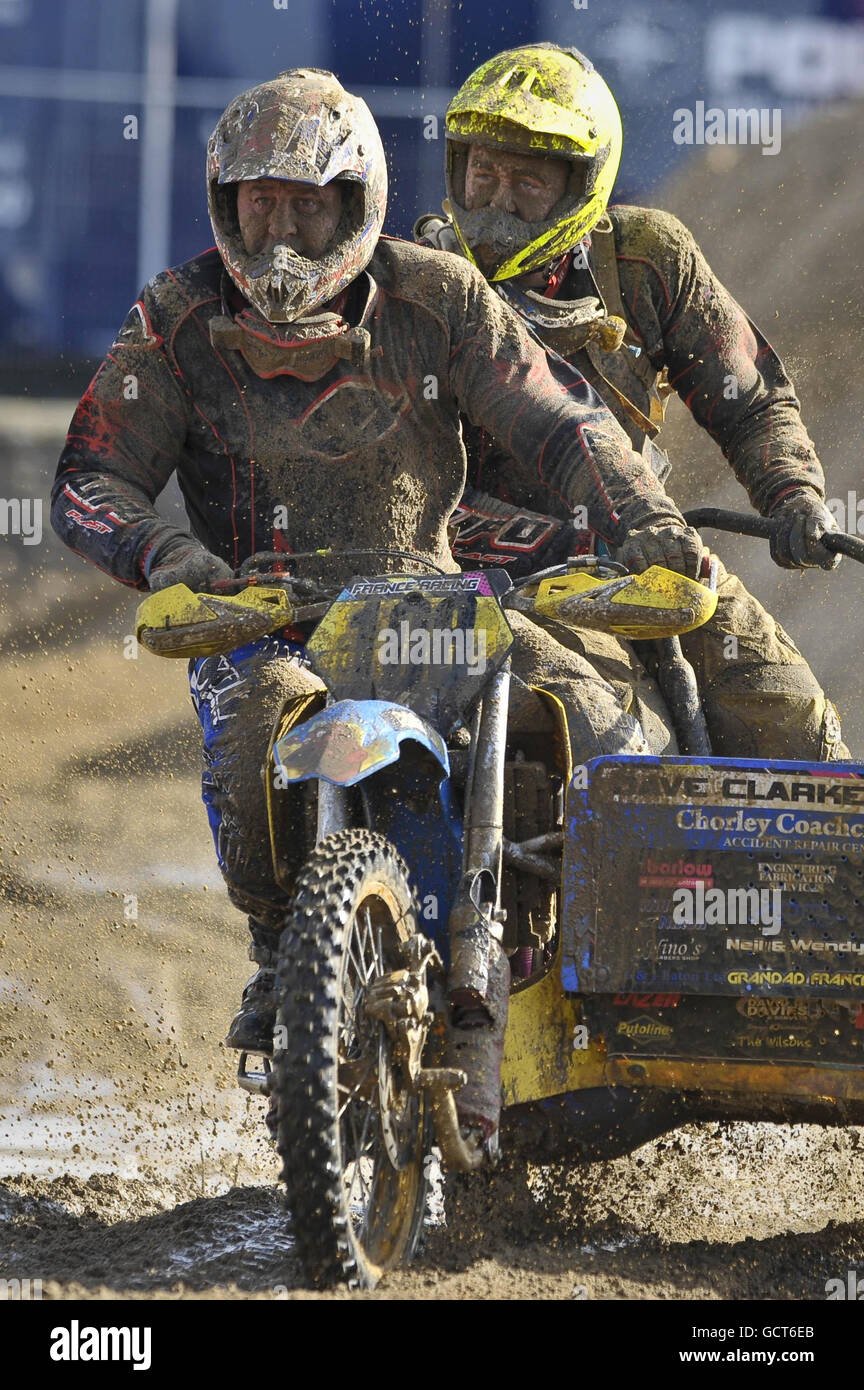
[225,920,283,1053]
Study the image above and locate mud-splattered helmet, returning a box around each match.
[207,69,387,322]
[445,44,622,281]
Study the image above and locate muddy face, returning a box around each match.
[236,178,343,259]
[463,144,570,281]
[464,144,569,221]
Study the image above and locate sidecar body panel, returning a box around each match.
[563,755,864,1000]
[499,754,864,1112]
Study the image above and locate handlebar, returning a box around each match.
[201,513,864,605]
[207,546,450,598]
[682,507,864,566]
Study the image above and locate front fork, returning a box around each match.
[316,778,350,840]
[427,660,512,1168]
[450,659,511,1003]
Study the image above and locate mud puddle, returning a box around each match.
[2,1121,864,1300]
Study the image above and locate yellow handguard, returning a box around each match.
[135,584,294,658]
[518,565,717,639]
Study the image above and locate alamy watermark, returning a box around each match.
[672,883,783,936]
[673,102,781,156]
[826,1269,864,1299]
[0,496,42,545]
[827,491,864,535]
[377,620,487,674]
[49,1322,151,1369]
[1,1277,42,1299]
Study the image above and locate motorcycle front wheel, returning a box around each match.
[272,828,430,1289]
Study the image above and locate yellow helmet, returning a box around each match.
[445,44,622,281]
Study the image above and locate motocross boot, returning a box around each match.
[224,921,282,1052]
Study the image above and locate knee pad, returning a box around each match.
[702,662,848,760]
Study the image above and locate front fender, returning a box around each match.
[271,698,449,787]
[269,697,460,958]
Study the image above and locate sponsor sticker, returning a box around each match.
[616,1016,674,1041]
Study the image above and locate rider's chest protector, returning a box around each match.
[172,259,465,573]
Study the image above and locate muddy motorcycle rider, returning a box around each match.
[417,43,847,762]
[51,68,710,1059]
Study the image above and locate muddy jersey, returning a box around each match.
[50,236,685,590]
[455,205,826,522]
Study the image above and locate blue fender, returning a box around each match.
[272,698,449,787]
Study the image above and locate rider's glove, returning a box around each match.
[614,521,706,579]
[767,490,840,571]
[144,534,234,592]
